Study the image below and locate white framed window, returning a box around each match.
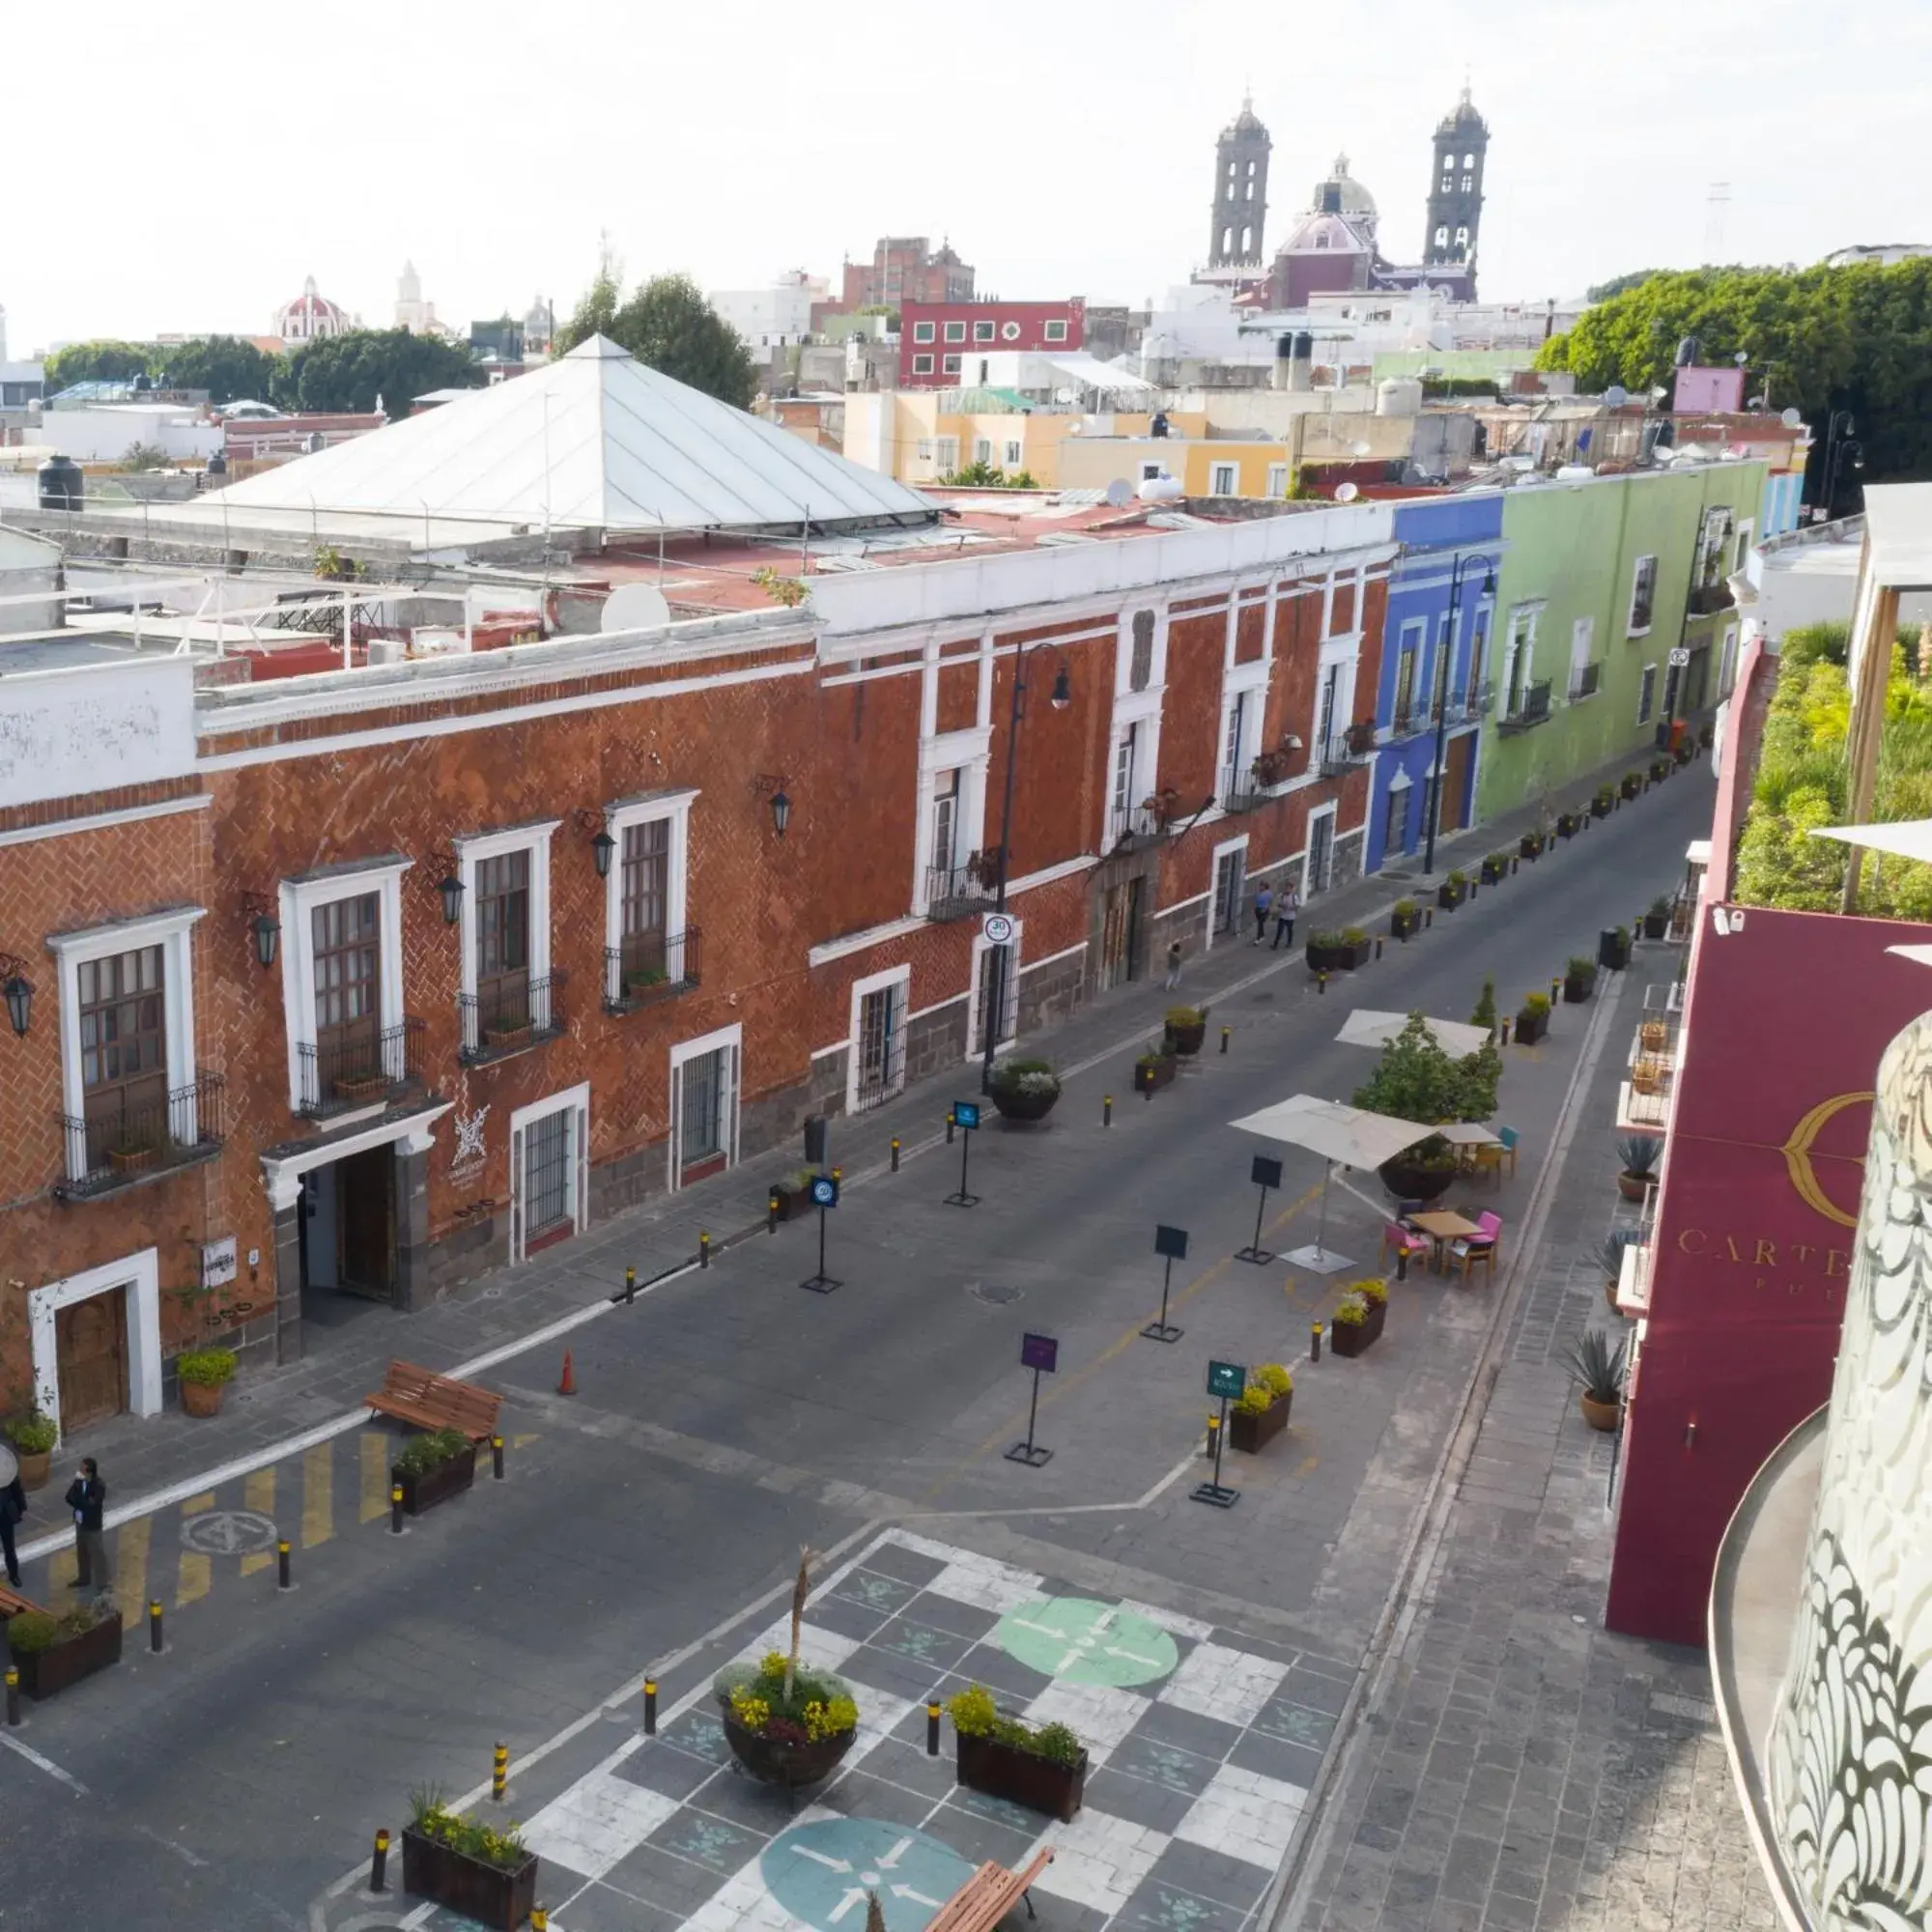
[1733,519,1754,572]
[1499,603,1542,713]
[508,1081,589,1263]
[1719,622,1741,696]
[942,355,961,375]
[1306,802,1338,895]
[915,728,990,911]
[48,907,205,1188]
[912,354,934,376]
[968,917,1022,1057]
[1637,662,1658,724]
[1002,320,1022,342]
[1043,320,1067,343]
[973,438,993,466]
[1209,463,1238,497]
[1265,462,1288,497]
[1139,461,1165,483]
[1393,616,1427,728]
[1628,554,1658,636]
[668,1023,741,1190]
[278,857,412,1115]
[602,787,697,1007]
[454,819,558,1056]
[1004,440,1022,467]
[1434,225,1449,249]
[849,963,911,1111]
[944,320,966,343]
[974,320,995,343]
[912,321,935,344]
[1567,615,1597,699]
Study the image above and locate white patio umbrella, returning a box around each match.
[1229,1095,1434,1274]
[1336,1009,1492,1057]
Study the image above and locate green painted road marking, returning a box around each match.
[995,1596,1178,1687]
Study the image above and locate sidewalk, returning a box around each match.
[37,747,1711,1548]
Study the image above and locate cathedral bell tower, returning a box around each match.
[1209,97,1270,269]
[1423,85,1488,287]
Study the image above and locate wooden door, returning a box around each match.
[1440,734,1473,835]
[336,1145,397,1300]
[56,1291,128,1432]
[1099,882,1138,991]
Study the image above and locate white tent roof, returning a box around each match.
[1336,1009,1492,1057]
[1228,1094,1433,1170]
[175,336,933,546]
[1811,817,1932,866]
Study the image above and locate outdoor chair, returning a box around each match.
[1496,1126,1520,1176]
[1468,1144,1505,1187]
[1450,1210,1503,1284]
[1382,1220,1431,1268]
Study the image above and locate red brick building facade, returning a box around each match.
[0,507,1390,1439]
[900,301,1086,388]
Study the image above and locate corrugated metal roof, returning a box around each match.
[189,336,933,542]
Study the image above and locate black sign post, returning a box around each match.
[799,1174,842,1293]
[1006,1331,1057,1466]
[1192,1360,1245,1508]
[1143,1225,1189,1343]
[945,1100,982,1208]
[1235,1154,1283,1265]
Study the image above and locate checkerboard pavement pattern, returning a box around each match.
[419,1530,1352,1932]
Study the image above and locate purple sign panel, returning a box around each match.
[1020,1332,1059,1375]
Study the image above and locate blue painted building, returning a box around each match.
[1366,492,1505,874]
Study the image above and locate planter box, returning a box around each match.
[1134,1056,1178,1094]
[1621,775,1644,801]
[1329,1299,1385,1358]
[1480,857,1508,886]
[1515,1009,1549,1045]
[991,1085,1060,1122]
[1338,938,1373,970]
[180,1378,223,1418]
[1520,834,1544,861]
[333,1072,389,1102]
[1617,1171,1656,1204]
[1675,742,1694,766]
[1164,1022,1207,1057]
[1556,814,1581,839]
[394,1444,477,1517]
[1641,913,1669,940]
[1229,1390,1292,1454]
[1579,1394,1622,1434]
[1390,910,1422,940]
[1649,760,1670,783]
[769,1181,815,1222]
[9,1612,123,1700]
[1598,932,1631,972]
[1436,882,1464,911]
[1563,974,1593,1005]
[109,1145,157,1176]
[1592,798,1615,819]
[1377,1155,1456,1205]
[402,1826,538,1931]
[956,1730,1089,1823]
[723,1711,857,1790]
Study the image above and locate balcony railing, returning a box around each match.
[1318,734,1372,778]
[1497,680,1553,733]
[924,860,996,923]
[458,972,564,1064]
[298,1018,426,1119]
[1568,662,1603,701]
[56,1072,226,1201]
[1687,581,1735,616]
[1455,680,1494,723]
[1219,764,1274,813]
[603,928,700,1013]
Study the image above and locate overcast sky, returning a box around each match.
[8,0,1924,355]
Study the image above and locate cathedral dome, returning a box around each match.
[1319,154,1377,220]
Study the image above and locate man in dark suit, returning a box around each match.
[65,1457,107,1593]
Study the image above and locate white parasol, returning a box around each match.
[1336,1009,1492,1057]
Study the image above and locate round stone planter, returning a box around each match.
[1578,1393,1622,1433]
[180,1378,224,1418]
[721,1711,857,1792]
[990,1085,1060,1123]
[1377,1155,1456,1205]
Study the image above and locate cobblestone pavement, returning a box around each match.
[1289,952,1777,1932]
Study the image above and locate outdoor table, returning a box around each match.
[1407,1209,1482,1273]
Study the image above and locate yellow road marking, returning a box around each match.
[114,1515,150,1628]
[302,1442,333,1548]
[177,1492,214,1605]
[46,1543,76,1591]
[240,1468,276,1575]
[511,1434,540,1449]
[360,1433,390,1522]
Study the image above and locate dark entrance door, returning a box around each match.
[56,1291,128,1432]
[337,1144,397,1300]
[1098,877,1142,991]
[1440,733,1473,835]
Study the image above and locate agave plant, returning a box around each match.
[1599,1225,1649,1281]
[1562,1329,1628,1405]
[1616,1135,1662,1179]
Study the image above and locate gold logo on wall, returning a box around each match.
[1778,1092,1875,1230]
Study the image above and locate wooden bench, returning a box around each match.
[364,1360,502,1442]
[0,1581,47,1621]
[926,1846,1053,1932]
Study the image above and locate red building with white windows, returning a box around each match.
[899,300,1086,388]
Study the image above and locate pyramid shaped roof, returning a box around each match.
[192,335,932,545]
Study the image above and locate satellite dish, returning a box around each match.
[1105,479,1133,508]
[1335,481,1360,502]
[1348,440,1372,458]
[1605,385,1629,408]
[1780,407,1803,429]
[602,583,672,634]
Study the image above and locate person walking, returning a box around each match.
[1251,880,1273,945]
[65,1457,106,1594]
[1270,881,1300,951]
[1164,938,1184,989]
[0,1461,24,1589]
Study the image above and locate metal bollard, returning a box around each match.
[533,1911,550,1932]
[1220,1025,1230,1054]
[643,1678,658,1735]
[1397,1246,1408,1282]
[1499,1014,1512,1046]
[1469,881,1479,899]
[390,1482,404,1534]
[149,1599,163,1653]
[493,1742,509,1804]
[5,1665,17,1727]
[370,1828,390,1893]
[699,1231,711,1269]
[278,1538,292,1591]
[1205,1412,1221,1458]
[1549,978,1562,1009]
[926,1699,942,1756]
[768,1193,781,1235]
[947,1111,956,1145]
[624,1264,638,1304]
[1102,1094,1113,1126]
[891,1137,900,1172]
[832,1167,842,1184]
[492,1435,505,1480]
[1425,907,1434,928]
[1512,855,1520,873]
[1311,1321,1323,1363]
[1375,937,1383,959]
[1318,969,1327,996]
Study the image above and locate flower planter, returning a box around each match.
[1641,912,1669,940]
[1329,1300,1385,1358]
[180,1378,223,1418]
[1617,1170,1655,1204]
[1133,1055,1178,1094]
[1578,1393,1622,1434]
[1390,909,1422,941]
[9,1612,123,1700]
[1649,759,1670,783]
[990,1085,1060,1122]
[484,1023,532,1051]
[1563,974,1593,1005]
[1591,797,1614,819]
[402,1826,538,1931]
[394,1444,477,1517]
[1556,813,1581,840]
[722,1711,857,1791]
[332,1072,389,1102]
[770,1181,815,1222]
[1229,1390,1292,1454]
[625,971,668,998]
[14,1448,51,1491]
[1480,857,1507,885]
[1339,938,1373,969]
[1436,882,1464,911]
[1675,742,1694,766]
[1621,775,1643,801]
[1598,932,1631,972]
[1164,1022,1207,1057]
[109,1144,157,1176]
[1520,834,1544,861]
[1515,1009,1548,1045]
[1376,1155,1456,1205]
[956,1730,1088,1823]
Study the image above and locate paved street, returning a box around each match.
[0,760,1754,1932]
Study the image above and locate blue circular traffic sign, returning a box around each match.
[810,1175,838,1208]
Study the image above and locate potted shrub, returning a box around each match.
[1163,1006,1208,1056]
[1305,930,1345,973]
[718,1554,859,1792]
[1631,1054,1670,1096]
[1600,1228,1647,1312]
[1616,1135,1662,1203]
[1564,1329,1627,1432]
[484,1018,532,1050]
[333,1065,390,1102]
[1329,1280,1387,1358]
[949,1684,1088,1822]
[1592,783,1616,818]
[1436,869,1467,911]
[1251,746,1293,787]
[1641,895,1671,940]
[769,1169,819,1222]
[394,1426,477,1516]
[176,1347,236,1419]
[1338,926,1374,969]
[1519,830,1545,861]
[1133,1044,1178,1094]
[1389,899,1422,941]
[1480,851,1509,885]
[1621,770,1645,801]
[1470,979,1497,1040]
[1598,925,1632,972]
[6,1600,124,1700]
[1344,719,1378,755]
[1698,721,1715,749]
[5,1411,57,1491]
[989,1058,1062,1122]
[1555,809,1582,839]
[1674,738,1694,767]
[1377,1138,1459,1204]
[403,1787,538,1931]
[1638,1017,1670,1055]
[1229,1363,1293,1453]
[1648,755,1670,784]
[1562,955,1596,1004]
[1515,991,1551,1044]
[1355,1012,1501,1204]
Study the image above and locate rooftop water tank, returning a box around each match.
[1376,378,1423,418]
[37,455,83,511]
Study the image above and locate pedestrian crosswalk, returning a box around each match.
[16,1427,540,1627]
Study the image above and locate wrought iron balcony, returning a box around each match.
[1318,733,1373,778]
[1687,581,1735,616]
[298,1018,426,1119]
[1219,764,1274,813]
[458,972,565,1064]
[603,928,700,1013]
[55,1072,226,1201]
[1497,680,1553,733]
[1568,662,1603,701]
[924,860,997,923]
[1455,680,1494,722]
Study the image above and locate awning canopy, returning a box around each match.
[1336,1009,1492,1057]
[1810,817,1932,866]
[1435,1121,1500,1147]
[1228,1094,1434,1170]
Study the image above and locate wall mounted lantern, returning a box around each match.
[754,775,793,839]
[0,953,31,1037]
[241,895,280,970]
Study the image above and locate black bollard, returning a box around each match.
[492,1434,505,1479]
[1311,1321,1323,1363]
[644,1678,658,1735]
[277,1538,292,1591]
[149,1599,163,1653]
[926,1699,942,1755]
[370,1829,390,1893]
[390,1482,404,1534]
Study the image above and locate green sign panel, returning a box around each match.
[1207,1360,1247,1401]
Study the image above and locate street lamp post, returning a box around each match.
[1423,554,1494,876]
[1826,438,1865,522]
[980,649,1071,1094]
[1815,411,1855,521]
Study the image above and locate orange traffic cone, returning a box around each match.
[558,1350,576,1396]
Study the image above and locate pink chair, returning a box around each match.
[1450,1211,1502,1284]
[1381,1221,1430,1269]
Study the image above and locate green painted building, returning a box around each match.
[1474,461,1763,822]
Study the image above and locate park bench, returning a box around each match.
[0,1581,46,1620]
[364,1360,501,1442]
[925,1846,1053,1932]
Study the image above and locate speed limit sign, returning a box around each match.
[981,911,1015,946]
[1668,646,1691,667]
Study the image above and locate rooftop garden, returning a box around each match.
[1732,621,1932,921]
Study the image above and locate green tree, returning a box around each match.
[554,261,622,355]
[555,265,758,409]
[271,328,485,418]
[1585,269,1665,304]
[44,340,156,390]
[156,336,283,404]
